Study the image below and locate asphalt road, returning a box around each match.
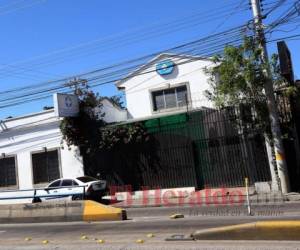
[125,202,298,218]
[1,213,300,250]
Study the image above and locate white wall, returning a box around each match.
[118,55,214,120]
[96,98,127,123]
[0,99,128,191]
[0,110,84,190]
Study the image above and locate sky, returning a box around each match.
[0,0,299,119]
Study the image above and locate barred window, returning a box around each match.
[32,149,60,184]
[152,85,187,111]
[0,157,17,187]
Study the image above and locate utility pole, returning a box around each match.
[65,78,88,95]
[250,0,290,193]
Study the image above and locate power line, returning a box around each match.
[0,24,247,95]
[0,0,295,111]
[0,49,244,108]
[0,1,249,81]
[0,26,247,106]
[266,0,300,31]
[0,34,246,100]
[263,0,288,17]
[210,0,245,34]
[0,28,249,109]
[0,0,45,16]
[266,32,300,42]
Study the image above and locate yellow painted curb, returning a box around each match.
[170,214,184,219]
[192,221,300,240]
[83,200,126,221]
[256,221,300,228]
[80,235,88,240]
[147,233,155,238]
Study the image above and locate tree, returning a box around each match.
[59,84,156,186]
[204,36,295,133]
[107,95,124,109]
[60,85,105,154]
[43,106,54,110]
[204,36,298,191]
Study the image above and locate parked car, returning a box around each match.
[33,176,107,203]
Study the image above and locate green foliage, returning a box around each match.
[99,123,150,150]
[204,37,290,132]
[107,95,124,109]
[60,85,149,151]
[204,37,267,107]
[283,86,298,97]
[59,85,153,180]
[60,87,104,152]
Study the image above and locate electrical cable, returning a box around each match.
[0,1,249,81]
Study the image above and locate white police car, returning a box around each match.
[34,176,107,203]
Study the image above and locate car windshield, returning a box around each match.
[76,176,98,183]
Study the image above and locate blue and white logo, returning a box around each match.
[65,96,73,108]
[54,93,79,117]
[156,59,175,75]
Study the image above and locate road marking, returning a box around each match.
[0,231,6,234]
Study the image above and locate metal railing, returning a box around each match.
[0,185,86,202]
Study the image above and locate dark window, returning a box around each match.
[0,157,17,187]
[76,176,98,183]
[152,85,187,111]
[48,180,61,188]
[32,150,60,184]
[152,90,164,111]
[164,88,176,109]
[72,180,79,186]
[61,179,73,187]
[176,86,188,107]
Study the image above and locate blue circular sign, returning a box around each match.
[156,60,175,75]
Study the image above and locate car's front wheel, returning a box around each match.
[71,195,82,201]
[32,197,41,203]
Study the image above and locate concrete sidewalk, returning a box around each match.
[111,190,300,209]
[0,200,126,224]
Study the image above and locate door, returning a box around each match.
[44,180,62,201]
[60,179,83,198]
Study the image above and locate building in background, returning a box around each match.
[0,98,127,190]
[95,97,127,123]
[116,53,214,120]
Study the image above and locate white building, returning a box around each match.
[96,97,127,123]
[116,53,214,120]
[0,99,127,191]
[0,53,215,191]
